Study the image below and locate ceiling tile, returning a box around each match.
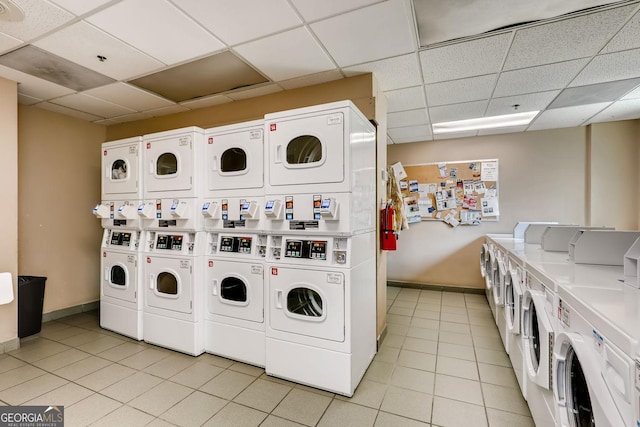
[503,4,637,70]
[602,9,640,53]
[0,32,21,55]
[146,105,190,117]
[550,78,640,109]
[0,64,75,99]
[486,91,561,116]
[343,53,422,91]
[392,135,433,143]
[48,0,113,16]
[34,22,164,80]
[388,124,432,140]
[621,84,640,100]
[83,83,175,111]
[310,0,414,67]
[429,100,487,123]
[388,108,429,128]
[420,34,511,84]
[36,102,103,121]
[50,93,136,118]
[527,103,611,130]
[0,0,73,41]
[587,98,640,123]
[433,130,478,140]
[180,94,233,109]
[172,0,301,46]
[493,59,588,97]
[107,111,154,123]
[477,125,529,136]
[569,48,640,87]
[290,0,382,21]
[426,74,496,107]
[385,86,426,113]
[18,93,41,105]
[234,27,335,81]
[278,70,343,90]
[86,0,225,65]
[226,84,283,100]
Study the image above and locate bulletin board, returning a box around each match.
[400,159,499,226]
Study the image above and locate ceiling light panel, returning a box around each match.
[549,78,640,109]
[290,0,382,21]
[278,70,343,90]
[588,98,640,123]
[0,45,115,91]
[493,58,589,97]
[388,108,429,129]
[343,53,422,92]
[621,85,640,100]
[478,125,529,136]
[601,9,640,53]
[129,50,268,102]
[527,102,611,130]
[428,100,488,123]
[0,0,73,41]
[234,27,335,82]
[420,34,510,84]
[384,86,426,112]
[86,0,225,65]
[172,0,301,46]
[503,4,637,70]
[310,0,414,67]
[34,22,164,80]
[84,83,175,111]
[569,48,640,87]
[486,90,561,116]
[432,111,538,134]
[433,130,478,140]
[48,0,112,16]
[426,74,496,106]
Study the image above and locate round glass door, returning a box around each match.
[157,272,178,295]
[287,287,323,317]
[220,277,247,303]
[505,275,515,325]
[287,136,322,164]
[565,347,594,426]
[110,265,126,286]
[157,153,177,175]
[111,159,127,180]
[529,301,541,371]
[221,148,247,173]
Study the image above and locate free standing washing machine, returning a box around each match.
[142,230,205,356]
[265,232,376,396]
[205,232,268,367]
[504,252,527,399]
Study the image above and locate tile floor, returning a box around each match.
[0,287,534,426]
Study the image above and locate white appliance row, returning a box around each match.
[483,228,640,427]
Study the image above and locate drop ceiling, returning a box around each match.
[0,0,639,144]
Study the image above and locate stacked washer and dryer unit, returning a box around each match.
[262,101,377,396]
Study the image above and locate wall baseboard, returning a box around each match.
[387,281,485,295]
[42,301,99,323]
[0,337,20,354]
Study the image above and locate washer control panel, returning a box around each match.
[285,239,327,260]
[156,234,183,251]
[220,236,252,254]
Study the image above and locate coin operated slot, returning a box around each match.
[264,199,283,219]
[240,201,259,220]
[256,235,267,258]
[207,232,219,254]
[319,198,338,220]
[334,250,347,264]
[270,236,282,260]
[137,202,155,219]
[93,203,110,218]
[201,201,220,219]
[116,204,137,219]
[170,201,189,218]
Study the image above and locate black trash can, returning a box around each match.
[18,276,46,338]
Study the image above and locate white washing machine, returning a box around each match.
[504,252,527,399]
[265,232,376,396]
[100,228,144,340]
[264,100,376,196]
[205,232,267,367]
[101,136,143,201]
[142,230,205,356]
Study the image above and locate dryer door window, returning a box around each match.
[286,136,322,165]
[157,272,178,295]
[565,347,594,427]
[220,148,247,173]
[157,153,178,176]
[110,265,126,287]
[529,301,541,370]
[287,287,323,318]
[111,159,128,180]
[221,277,247,303]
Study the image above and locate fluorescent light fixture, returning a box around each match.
[432,111,539,134]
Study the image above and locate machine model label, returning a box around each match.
[179,136,191,146]
[113,220,127,227]
[127,255,136,264]
[158,220,177,227]
[313,195,321,220]
[223,220,246,228]
[219,236,252,254]
[285,196,293,220]
[129,145,137,154]
[156,234,183,251]
[327,113,342,125]
[110,232,132,247]
[180,260,189,269]
[635,359,640,391]
[289,221,319,230]
[327,273,342,284]
[284,240,327,260]
[592,329,604,353]
[251,265,263,275]
[557,299,570,328]
[250,130,262,139]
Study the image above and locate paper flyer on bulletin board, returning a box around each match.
[398,159,499,226]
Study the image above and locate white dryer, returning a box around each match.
[100,229,144,340]
[101,136,143,201]
[265,232,376,396]
[264,100,376,195]
[143,231,205,356]
[205,232,267,367]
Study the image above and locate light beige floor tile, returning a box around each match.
[397,289,421,302]
[146,418,180,427]
[293,383,335,398]
[389,306,415,317]
[403,337,438,355]
[9,340,70,363]
[24,382,93,407]
[374,346,400,364]
[441,294,466,308]
[440,313,469,324]
[464,293,488,303]
[432,396,487,427]
[469,315,498,327]
[406,326,439,341]
[32,348,91,371]
[387,314,412,326]
[199,369,256,400]
[439,321,471,334]
[160,390,227,427]
[197,353,235,369]
[118,347,172,370]
[317,399,378,427]
[65,393,122,427]
[390,366,435,394]
[441,305,467,315]
[203,402,268,427]
[96,342,147,362]
[387,287,402,298]
[233,378,291,413]
[228,362,265,377]
[169,361,224,389]
[336,379,387,409]
[381,333,404,349]
[76,363,136,391]
[397,349,436,372]
[374,411,430,427]
[434,374,483,405]
[438,331,473,346]
[272,388,332,426]
[386,323,409,336]
[53,356,112,381]
[128,381,193,416]
[0,364,46,391]
[415,302,440,313]
[58,331,105,347]
[437,343,475,361]
[259,373,299,388]
[101,371,164,403]
[260,415,305,427]
[76,335,125,354]
[393,300,418,309]
[90,405,155,427]
[475,348,511,368]
[473,335,505,351]
[478,363,519,388]
[413,309,440,320]
[39,325,89,342]
[0,355,26,374]
[364,360,395,384]
[0,373,68,404]
[436,356,479,381]
[379,385,432,422]
[58,312,99,327]
[486,408,535,427]
[481,383,531,416]
[143,354,197,379]
[470,324,500,339]
[410,318,440,330]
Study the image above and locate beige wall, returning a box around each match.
[18,106,106,313]
[387,127,589,288]
[0,77,18,351]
